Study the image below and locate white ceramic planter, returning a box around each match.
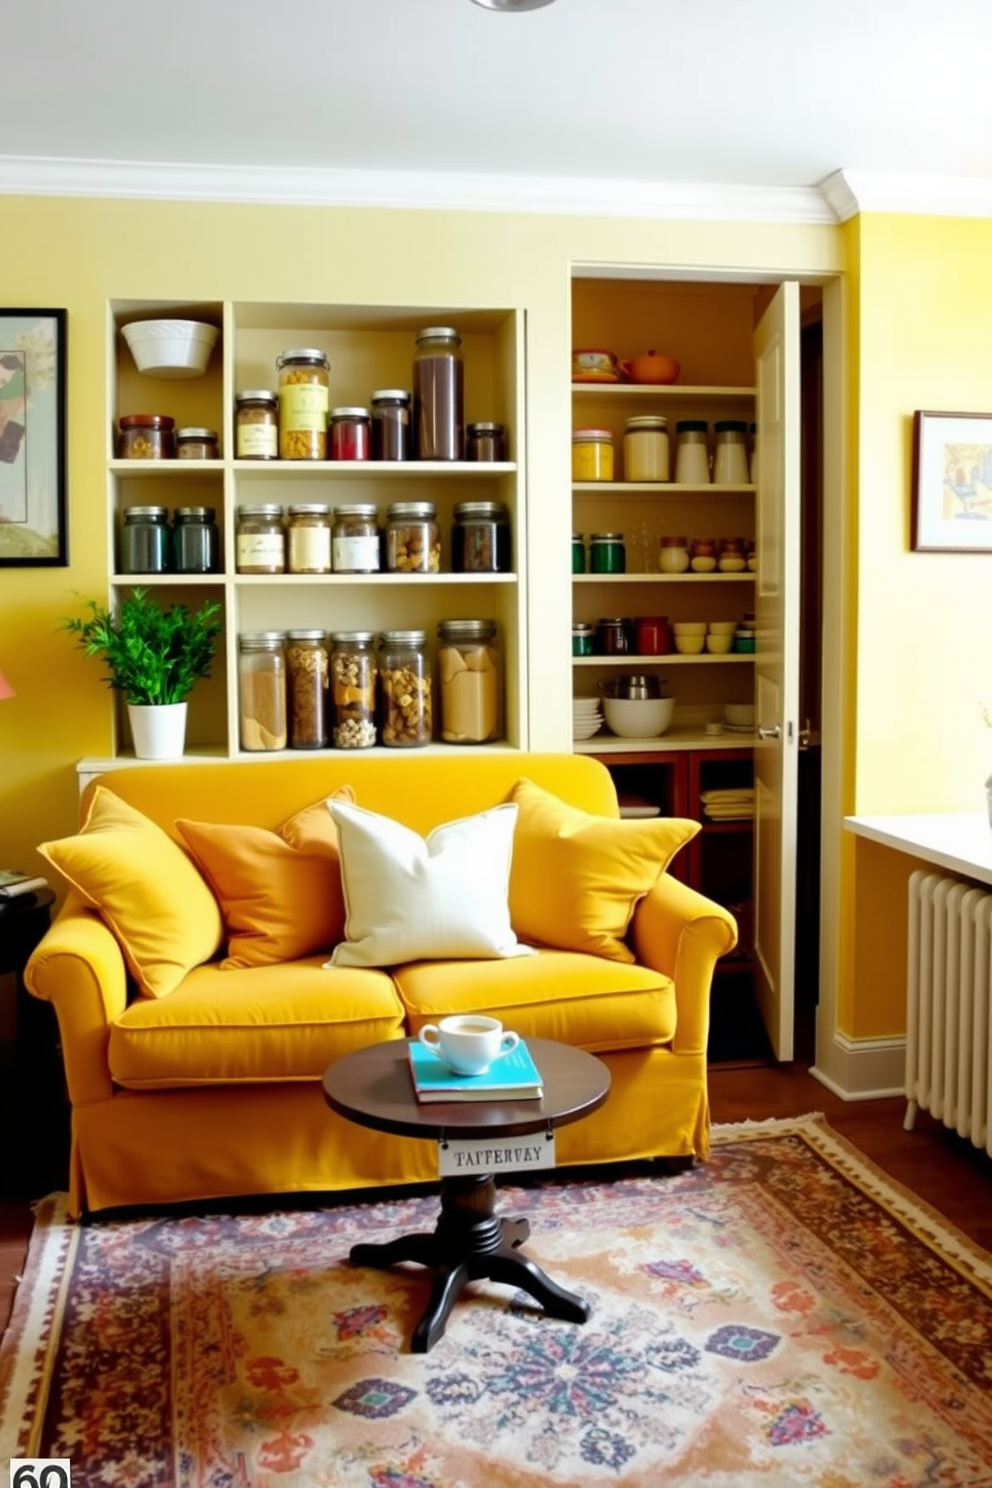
[128,702,188,760]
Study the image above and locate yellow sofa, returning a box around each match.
[25,752,737,1217]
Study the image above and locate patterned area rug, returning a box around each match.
[2,1114,992,1487]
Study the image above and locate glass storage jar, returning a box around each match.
[236,503,285,574]
[238,632,287,752]
[413,326,463,461]
[572,428,614,482]
[286,630,329,749]
[330,631,378,749]
[466,422,506,462]
[634,615,670,655]
[713,420,750,484]
[332,504,380,573]
[624,415,669,482]
[572,621,594,656]
[590,532,626,574]
[659,535,690,574]
[674,420,711,484]
[119,413,175,460]
[175,427,219,460]
[437,619,500,744]
[385,501,441,573]
[572,533,586,573]
[452,500,511,573]
[172,506,218,573]
[594,618,629,656]
[120,505,170,573]
[370,389,411,461]
[287,504,332,574]
[235,390,279,460]
[276,348,330,460]
[379,629,432,746]
[329,406,371,461]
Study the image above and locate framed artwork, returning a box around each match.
[911,409,992,553]
[0,308,67,566]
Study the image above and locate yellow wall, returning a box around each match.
[843,213,992,1041]
[1,194,839,888]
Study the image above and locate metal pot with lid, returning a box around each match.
[597,673,666,700]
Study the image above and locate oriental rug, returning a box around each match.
[2,1114,992,1487]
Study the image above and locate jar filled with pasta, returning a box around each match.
[276,348,330,460]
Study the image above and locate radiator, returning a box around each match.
[904,869,992,1154]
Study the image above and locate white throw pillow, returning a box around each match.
[325,799,533,968]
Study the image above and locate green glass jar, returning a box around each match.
[590,532,626,574]
[572,533,586,574]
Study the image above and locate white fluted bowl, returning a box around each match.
[122,319,219,378]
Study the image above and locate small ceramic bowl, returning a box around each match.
[705,632,734,654]
[674,633,706,655]
[707,620,738,635]
[671,621,707,635]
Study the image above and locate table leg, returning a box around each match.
[347,1171,589,1352]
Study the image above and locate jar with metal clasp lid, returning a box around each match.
[286,630,329,749]
[379,629,432,746]
[437,619,500,743]
[332,504,380,573]
[287,504,332,574]
[236,504,285,574]
[277,348,330,460]
[370,389,411,461]
[235,390,279,460]
[238,632,287,752]
[172,506,219,573]
[452,500,511,573]
[330,631,378,749]
[120,505,170,573]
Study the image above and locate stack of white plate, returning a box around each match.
[573,697,603,740]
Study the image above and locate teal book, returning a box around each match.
[407,1037,543,1103]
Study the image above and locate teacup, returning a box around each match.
[419,1015,519,1076]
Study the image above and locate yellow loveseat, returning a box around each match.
[25,752,737,1217]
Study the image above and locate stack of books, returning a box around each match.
[407,1037,543,1103]
[0,869,49,899]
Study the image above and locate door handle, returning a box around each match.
[757,725,781,740]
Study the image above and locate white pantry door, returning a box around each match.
[752,281,801,1061]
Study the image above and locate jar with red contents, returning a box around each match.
[330,407,371,461]
[634,616,670,655]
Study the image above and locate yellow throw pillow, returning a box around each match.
[38,786,224,998]
[507,777,700,963]
[175,787,355,970]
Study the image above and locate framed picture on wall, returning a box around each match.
[0,308,67,567]
[911,409,992,553]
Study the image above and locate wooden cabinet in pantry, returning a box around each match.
[570,278,761,753]
[103,299,527,761]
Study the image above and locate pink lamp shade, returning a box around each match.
[0,667,14,701]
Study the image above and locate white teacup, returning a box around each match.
[419,1015,519,1076]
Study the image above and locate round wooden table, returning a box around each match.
[323,1037,610,1352]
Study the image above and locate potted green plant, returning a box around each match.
[61,588,222,759]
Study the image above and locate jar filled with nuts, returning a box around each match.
[437,619,500,744]
[286,630,329,749]
[276,348,330,460]
[385,501,441,573]
[378,629,432,747]
[330,631,377,749]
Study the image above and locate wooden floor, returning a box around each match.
[2,1062,990,1346]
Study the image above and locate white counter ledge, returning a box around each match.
[844,812,992,888]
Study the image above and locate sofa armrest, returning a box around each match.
[23,896,127,1105]
[628,875,739,1055]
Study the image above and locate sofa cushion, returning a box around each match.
[326,799,532,968]
[108,957,405,1088]
[507,778,699,964]
[393,949,677,1052]
[38,786,223,999]
[175,787,355,969]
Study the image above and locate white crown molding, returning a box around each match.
[823,167,992,221]
[0,154,836,224]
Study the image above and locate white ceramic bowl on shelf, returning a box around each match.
[723,702,755,728]
[602,695,675,738]
[122,319,219,378]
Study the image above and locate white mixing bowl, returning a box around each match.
[602,695,675,738]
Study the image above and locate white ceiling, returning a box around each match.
[6,0,992,217]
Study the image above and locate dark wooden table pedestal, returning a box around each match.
[323,1038,610,1352]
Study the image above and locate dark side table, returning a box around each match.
[323,1037,610,1352]
[0,887,68,1198]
